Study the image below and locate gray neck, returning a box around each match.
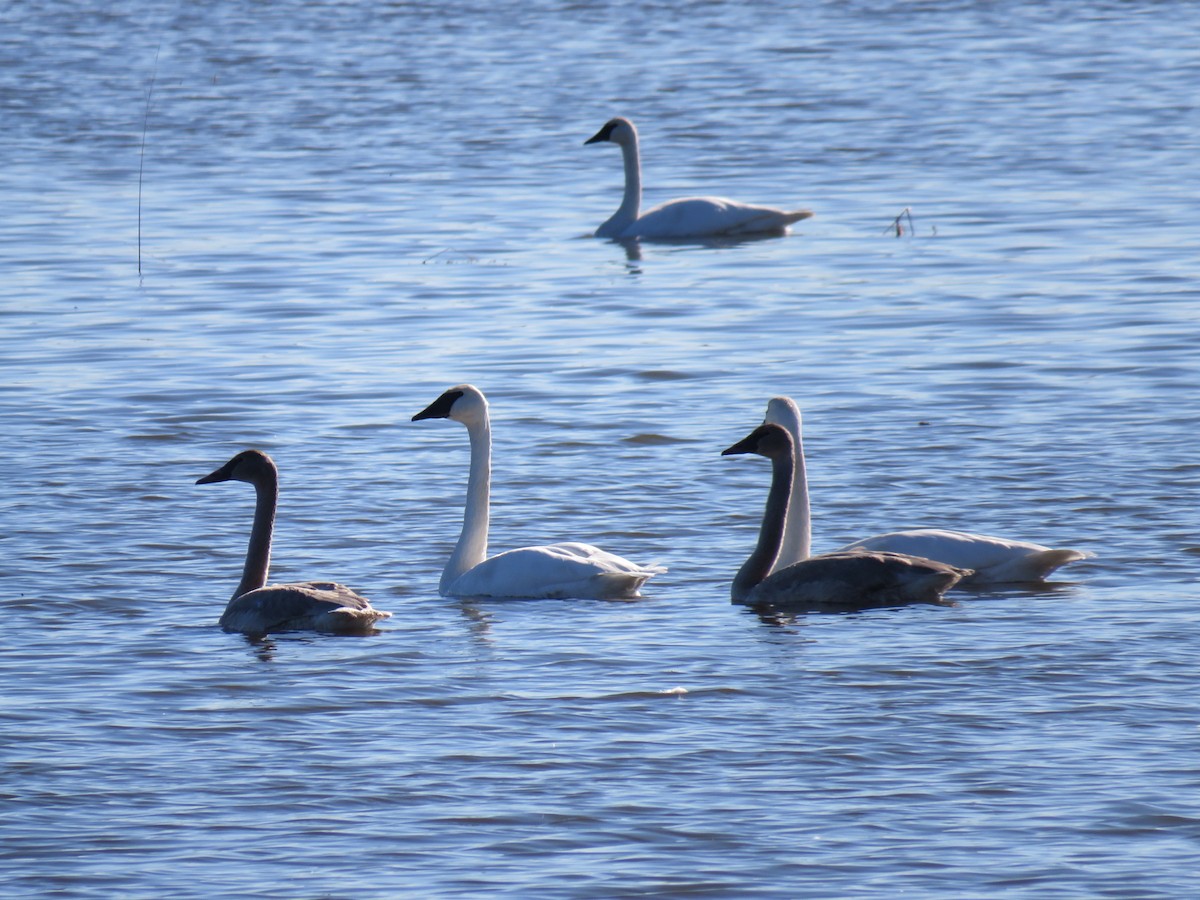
[235,471,277,600]
[597,135,642,237]
[732,449,793,602]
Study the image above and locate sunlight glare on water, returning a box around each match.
[2,1,1199,897]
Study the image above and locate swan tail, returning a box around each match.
[972,548,1094,583]
[592,564,667,599]
[904,565,971,603]
[316,606,392,633]
[727,208,814,235]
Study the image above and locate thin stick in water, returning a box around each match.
[138,45,161,276]
[885,207,915,238]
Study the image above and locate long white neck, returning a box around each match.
[443,414,492,592]
[778,422,811,568]
[732,447,793,603]
[236,473,277,600]
[765,402,812,569]
[597,134,642,238]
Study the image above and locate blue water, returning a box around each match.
[2,1,1199,896]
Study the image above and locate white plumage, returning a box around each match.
[412,384,664,600]
[763,396,1093,584]
[584,117,812,240]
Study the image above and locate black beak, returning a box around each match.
[721,425,771,457]
[196,463,233,485]
[584,122,615,145]
[413,388,463,422]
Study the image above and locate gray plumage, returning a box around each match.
[722,424,970,611]
[196,450,390,636]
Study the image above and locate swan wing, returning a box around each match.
[839,529,1092,583]
[747,550,967,611]
[444,542,665,600]
[220,582,391,635]
[623,196,812,239]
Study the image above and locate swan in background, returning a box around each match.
[196,450,391,635]
[584,117,813,240]
[722,424,969,609]
[412,384,664,599]
[763,396,1093,584]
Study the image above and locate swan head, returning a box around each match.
[196,449,276,486]
[763,396,802,434]
[412,383,488,427]
[585,117,636,147]
[721,423,793,461]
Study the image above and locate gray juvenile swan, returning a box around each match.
[763,396,1093,583]
[722,424,969,610]
[584,117,813,240]
[413,384,664,599]
[196,450,391,635]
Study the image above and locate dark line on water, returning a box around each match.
[138,43,161,277]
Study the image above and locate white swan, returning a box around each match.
[196,450,391,635]
[763,396,1093,584]
[584,117,813,240]
[412,384,664,599]
[723,424,968,609]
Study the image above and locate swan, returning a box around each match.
[763,396,1093,584]
[584,117,813,240]
[412,384,664,599]
[196,449,391,635]
[722,424,969,610]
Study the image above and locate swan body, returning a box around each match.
[196,450,391,635]
[722,424,968,610]
[584,117,813,240]
[839,530,1091,584]
[412,384,664,599]
[763,396,1093,584]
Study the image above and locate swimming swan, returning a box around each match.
[196,449,391,635]
[722,424,968,609]
[584,117,813,240]
[412,384,664,599]
[763,396,1093,583]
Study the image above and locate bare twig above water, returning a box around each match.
[884,207,937,238]
[885,207,915,238]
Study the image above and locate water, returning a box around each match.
[2,0,1199,895]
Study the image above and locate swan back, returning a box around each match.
[749,550,966,611]
[443,542,663,600]
[630,197,811,239]
[220,582,390,635]
[842,529,1094,583]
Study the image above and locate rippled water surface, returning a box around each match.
[3,1,1199,896]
